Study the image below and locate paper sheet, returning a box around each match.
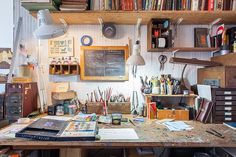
[42,116,72,121]
[163,121,193,131]
[0,124,28,138]
[98,128,139,140]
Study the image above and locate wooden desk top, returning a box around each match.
[0,120,235,149]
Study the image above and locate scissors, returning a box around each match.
[158,55,167,71]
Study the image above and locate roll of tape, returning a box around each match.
[81,35,93,46]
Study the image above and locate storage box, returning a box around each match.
[52,91,76,100]
[197,66,236,88]
[147,102,157,119]
[157,109,189,120]
[51,82,69,93]
[86,102,130,114]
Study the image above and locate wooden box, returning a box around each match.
[197,66,236,88]
[86,102,130,114]
[157,109,189,120]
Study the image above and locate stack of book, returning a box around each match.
[21,0,61,11]
[88,0,236,11]
[60,0,88,11]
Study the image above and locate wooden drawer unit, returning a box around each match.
[5,83,38,122]
[198,66,236,88]
[212,88,236,123]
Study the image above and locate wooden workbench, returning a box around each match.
[0,120,235,149]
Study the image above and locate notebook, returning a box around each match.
[223,122,236,130]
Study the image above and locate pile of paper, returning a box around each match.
[163,121,193,131]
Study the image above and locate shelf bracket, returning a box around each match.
[171,49,179,58]
[98,17,104,37]
[208,18,222,36]
[173,17,183,47]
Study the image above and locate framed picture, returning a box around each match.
[194,28,209,47]
[48,37,74,58]
[80,46,129,81]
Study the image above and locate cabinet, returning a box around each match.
[212,88,236,123]
[5,83,38,122]
[49,64,79,75]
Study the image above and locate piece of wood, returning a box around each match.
[148,47,219,52]
[30,11,236,25]
[0,120,236,148]
[211,53,236,66]
[197,66,236,88]
[0,61,10,69]
[169,57,222,66]
[80,46,129,81]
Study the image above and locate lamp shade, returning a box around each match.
[34,9,67,39]
[126,41,145,65]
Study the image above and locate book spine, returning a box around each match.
[208,0,214,10]
[191,0,199,10]
[232,0,236,10]
[142,0,146,9]
[138,0,142,9]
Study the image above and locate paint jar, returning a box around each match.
[56,105,64,116]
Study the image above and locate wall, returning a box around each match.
[0,0,13,48]
[0,0,13,93]
[14,2,212,106]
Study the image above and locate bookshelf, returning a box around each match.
[30,11,236,25]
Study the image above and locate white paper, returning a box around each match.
[42,116,72,121]
[0,124,28,138]
[197,85,212,101]
[163,121,193,131]
[98,128,139,140]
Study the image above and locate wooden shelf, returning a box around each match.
[31,11,236,25]
[145,94,197,97]
[148,47,219,52]
[170,57,222,66]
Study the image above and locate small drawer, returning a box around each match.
[215,106,236,111]
[6,83,23,93]
[215,101,236,106]
[216,96,236,101]
[214,116,236,122]
[215,111,236,116]
[216,91,236,96]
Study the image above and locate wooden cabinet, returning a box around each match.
[5,83,38,122]
[197,66,236,88]
[49,64,79,75]
[212,88,236,123]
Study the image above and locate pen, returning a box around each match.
[206,130,224,139]
[129,119,136,126]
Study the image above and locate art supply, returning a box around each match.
[129,119,136,126]
[206,129,224,138]
[17,118,30,124]
[98,128,139,140]
[80,35,93,46]
[56,105,64,116]
[158,55,167,71]
[112,113,122,125]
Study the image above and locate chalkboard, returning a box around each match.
[80,46,129,81]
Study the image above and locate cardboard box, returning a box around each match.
[51,82,69,93]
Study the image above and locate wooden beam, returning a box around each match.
[169,57,222,66]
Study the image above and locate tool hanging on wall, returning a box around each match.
[98,18,116,39]
[158,55,167,71]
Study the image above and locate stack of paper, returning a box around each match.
[60,0,88,11]
[163,121,193,131]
